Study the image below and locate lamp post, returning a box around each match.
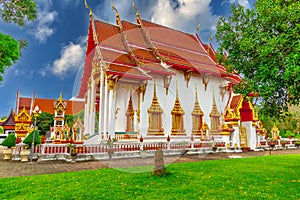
[30,106,42,162]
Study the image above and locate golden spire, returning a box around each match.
[207,32,213,53]
[175,81,179,100]
[172,81,184,115]
[192,84,203,116]
[84,0,93,17]
[210,90,221,117]
[148,82,163,114]
[153,82,157,99]
[58,90,63,101]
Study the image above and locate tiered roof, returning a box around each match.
[78,7,241,98]
[0,109,15,129]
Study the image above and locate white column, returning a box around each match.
[139,91,145,137]
[103,78,108,139]
[108,89,114,139]
[98,69,104,140]
[90,78,96,135]
[84,96,88,135]
[86,88,91,135]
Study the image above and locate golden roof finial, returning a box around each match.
[132,0,141,23]
[207,32,213,53]
[84,0,93,17]
[111,0,120,18]
[195,22,200,33]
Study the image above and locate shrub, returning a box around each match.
[1,133,16,148]
[23,130,41,147]
[285,131,295,138]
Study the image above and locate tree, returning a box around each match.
[0,0,37,84]
[36,112,54,135]
[215,0,300,117]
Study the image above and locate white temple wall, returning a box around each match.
[231,126,240,147]
[242,121,257,150]
[114,86,130,132]
[139,70,230,137]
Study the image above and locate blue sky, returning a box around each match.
[0,0,254,117]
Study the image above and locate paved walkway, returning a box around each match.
[1,148,299,178]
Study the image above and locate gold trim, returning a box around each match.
[202,75,209,91]
[171,82,186,135]
[126,96,135,132]
[191,84,204,135]
[184,70,192,88]
[209,92,221,135]
[147,83,164,135]
[163,76,172,95]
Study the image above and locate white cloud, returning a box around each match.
[151,0,218,34]
[33,0,58,43]
[51,43,85,77]
[229,0,251,9]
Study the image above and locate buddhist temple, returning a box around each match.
[77,1,263,149]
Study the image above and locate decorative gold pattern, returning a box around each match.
[163,76,172,95]
[126,96,135,132]
[107,76,118,91]
[219,86,228,101]
[271,124,279,139]
[239,125,248,148]
[184,70,192,88]
[147,83,164,135]
[191,85,204,135]
[171,82,186,135]
[14,107,32,138]
[209,92,221,135]
[72,117,84,142]
[201,121,209,140]
[202,75,209,91]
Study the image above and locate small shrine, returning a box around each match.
[50,92,84,144]
[14,107,32,138]
[271,124,280,139]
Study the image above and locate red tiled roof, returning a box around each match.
[107,64,151,80]
[77,18,241,98]
[18,97,85,115]
[142,20,207,54]
[230,95,243,112]
[121,21,151,49]
[95,21,125,51]
[18,97,32,113]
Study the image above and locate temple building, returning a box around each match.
[13,90,85,143]
[77,2,264,149]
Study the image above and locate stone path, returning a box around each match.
[0,148,299,178]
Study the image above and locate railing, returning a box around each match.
[115,132,138,140]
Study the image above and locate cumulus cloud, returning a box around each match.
[51,43,84,77]
[33,0,58,43]
[151,0,218,34]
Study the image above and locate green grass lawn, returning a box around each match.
[1,154,300,199]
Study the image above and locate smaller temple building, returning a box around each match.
[13,90,85,144]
